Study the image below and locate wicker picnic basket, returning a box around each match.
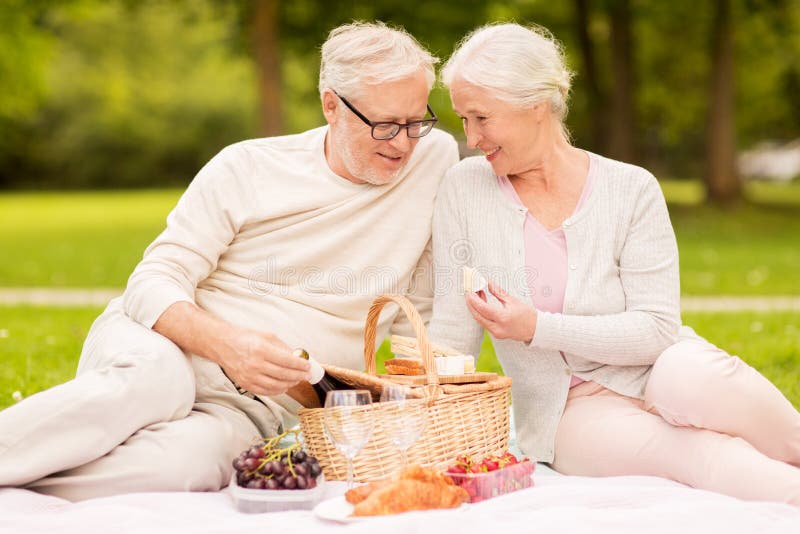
[298,293,512,482]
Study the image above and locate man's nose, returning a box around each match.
[388,128,412,152]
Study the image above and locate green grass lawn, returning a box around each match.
[1,182,798,293]
[0,305,101,409]
[0,189,182,287]
[1,305,797,411]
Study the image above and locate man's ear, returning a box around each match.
[321,89,339,125]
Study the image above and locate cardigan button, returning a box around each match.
[569,264,577,270]
[565,369,571,376]
[563,219,571,227]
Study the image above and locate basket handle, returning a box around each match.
[363,294,439,387]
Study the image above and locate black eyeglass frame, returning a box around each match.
[333,90,438,140]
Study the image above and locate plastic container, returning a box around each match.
[446,461,535,503]
[228,473,326,513]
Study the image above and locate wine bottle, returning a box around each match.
[292,348,354,406]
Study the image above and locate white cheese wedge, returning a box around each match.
[463,266,488,293]
[435,356,464,376]
[462,355,476,373]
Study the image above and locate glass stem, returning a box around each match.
[400,449,408,467]
[346,458,355,489]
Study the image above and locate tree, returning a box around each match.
[574,0,606,153]
[705,0,741,203]
[252,0,283,136]
[571,0,636,162]
[608,0,636,163]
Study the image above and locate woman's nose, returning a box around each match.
[465,127,481,149]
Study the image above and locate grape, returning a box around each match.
[309,462,322,478]
[272,462,285,477]
[249,447,266,459]
[294,464,309,477]
[258,463,272,476]
[243,457,259,472]
[231,433,322,491]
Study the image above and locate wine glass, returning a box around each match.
[380,384,427,469]
[323,390,373,488]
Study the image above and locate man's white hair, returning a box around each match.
[319,21,438,99]
[442,23,574,121]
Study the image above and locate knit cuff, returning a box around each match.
[123,283,195,329]
[529,310,561,350]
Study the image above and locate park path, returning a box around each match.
[0,288,799,312]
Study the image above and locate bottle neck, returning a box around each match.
[307,357,325,385]
[292,348,326,385]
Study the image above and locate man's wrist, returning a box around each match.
[154,301,236,368]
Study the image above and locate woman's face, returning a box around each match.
[449,80,545,177]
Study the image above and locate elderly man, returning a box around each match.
[0,22,458,500]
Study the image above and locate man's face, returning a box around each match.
[324,70,430,185]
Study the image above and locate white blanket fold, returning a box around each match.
[2,468,799,534]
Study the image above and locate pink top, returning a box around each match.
[497,154,595,387]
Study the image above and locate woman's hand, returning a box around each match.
[465,280,538,343]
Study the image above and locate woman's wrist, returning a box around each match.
[522,307,538,344]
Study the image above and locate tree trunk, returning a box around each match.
[574,0,606,153]
[608,0,636,163]
[705,0,741,204]
[253,0,283,136]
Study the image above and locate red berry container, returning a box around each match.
[446,461,535,503]
[228,473,326,513]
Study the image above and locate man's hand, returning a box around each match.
[153,302,310,397]
[465,280,538,343]
[216,328,311,396]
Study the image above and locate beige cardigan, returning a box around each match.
[428,152,692,463]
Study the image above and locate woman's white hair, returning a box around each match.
[442,23,574,121]
[319,21,438,99]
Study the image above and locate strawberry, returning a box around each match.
[447,465,467,475]
[455,454,472,466]
[483,459,500,471]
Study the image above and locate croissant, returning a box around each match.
[344,479,390,505]
[347,465,469,516]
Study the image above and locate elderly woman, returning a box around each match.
[428,23,800,505]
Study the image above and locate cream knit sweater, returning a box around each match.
[121,125,458,432]
[428,153,694,463]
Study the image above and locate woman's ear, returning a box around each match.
[321,89,339,125]
[532,101,549,123]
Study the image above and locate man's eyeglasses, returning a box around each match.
[334,90,438,140]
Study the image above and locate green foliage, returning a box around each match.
[1,1,257,189]
[1,0,800,189]
[0,1,54,123]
